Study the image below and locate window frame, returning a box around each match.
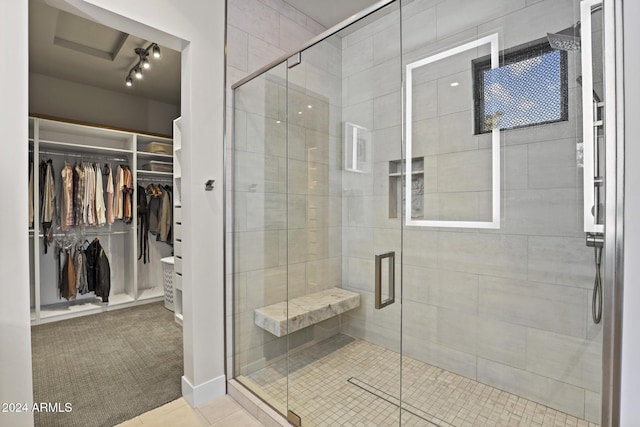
[472,39,569,135]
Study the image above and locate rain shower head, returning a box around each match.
[547,24,581,51]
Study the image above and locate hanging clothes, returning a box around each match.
[137,185,149,264]
[158,185,172,243]
[146,184,162,235]
[123,167,133,224]
[114,165,124,220]
[41,160,56,254]
[74,163,85,226]
[59,248,76,300]
[60,163,74,231]
[85,238,110,303]
[74,245,89,295]
[95,164,106,225]
[105,164,114,225]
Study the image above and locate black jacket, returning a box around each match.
[85,238,111,303]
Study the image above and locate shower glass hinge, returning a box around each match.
[287,409,302,426]
[586,232,604,248]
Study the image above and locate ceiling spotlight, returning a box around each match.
[450,82,459,87]
[307,105,312,109]
[126,42,161,87]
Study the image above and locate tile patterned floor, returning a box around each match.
[241,334,600,427]
[115,395,264,427]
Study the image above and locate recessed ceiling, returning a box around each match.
[282,0,381,29]
[29,0,180,105]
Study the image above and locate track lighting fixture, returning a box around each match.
[125,43,161,87]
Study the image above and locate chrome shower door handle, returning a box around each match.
[375,252,395,309]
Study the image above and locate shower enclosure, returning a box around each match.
[230,0,610,425]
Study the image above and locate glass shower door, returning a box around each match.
[285,3,403,425]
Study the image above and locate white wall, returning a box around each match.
[0,1,34,426]
[620,0,640,424]
[30,72,179,135]
[35,0,227,408]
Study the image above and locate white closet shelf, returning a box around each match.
[39,139,133,155]
[137,170,173,177]
[136,152,173,159]
[138,286,165,300]
[38,293,136,322]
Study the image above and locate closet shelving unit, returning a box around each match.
[172,117,183,326]
[29,116,175,324]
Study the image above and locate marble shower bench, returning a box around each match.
[254,287,360,337]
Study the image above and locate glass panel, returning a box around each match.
[401,1,602,426]
[285,3,403,425]
[232,62,289,414]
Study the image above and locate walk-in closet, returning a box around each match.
[28,0,184,425]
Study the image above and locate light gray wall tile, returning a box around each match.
[528,236,594,288]
[504,144,528,190]
[246,193,286,231]
[411,118,439,157]
[229,0,280,45]
[478,358,585,419]
[436,0,526,40]
[403,335,478,380]
[343,226,373,259]
[401,6,437,54]
[373,91,402,131]
[477,318,527,368]
[345,257,375,293]
[434,308,478,354]
[526,328,602,392]
[228,25,248,72]
[247,35,286,75]
[403,229,439,268]
[372,126,403,163]
[342,37,374,78]
[279,14,315,52]
[437,110,476,154]
[437,70,474,116]
[372,22,401,66]
[528,138,579,189]
[346,59,401,106]
[234,151,283,193]
[479,275,586,338]
[424,191,491,222]
[584,390,601,424]
[477,0,575,51]
[343,100,374,131]
[437,149,492,192]
[503,189,582,237]
[410,80,438,122]
[438,232,528,279]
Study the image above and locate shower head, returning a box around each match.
[547,24,581,51]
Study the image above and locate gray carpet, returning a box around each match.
[31,302,183,427]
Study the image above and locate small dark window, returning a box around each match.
[473,40,568,134]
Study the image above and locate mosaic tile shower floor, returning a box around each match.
[240,335,599,427]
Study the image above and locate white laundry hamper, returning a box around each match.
[160,256,175,311]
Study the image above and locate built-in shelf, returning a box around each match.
[29,116,176,325]
[39,139,133,155]
[388,171,425,177]
[137,170,173,176]
[138,287,165,301]
[136,152,173,159]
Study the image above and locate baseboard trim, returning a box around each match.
[181,374,226,408]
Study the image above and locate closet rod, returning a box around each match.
[31,149,129,163]
[32,230,132,238]
[137,177,173,184]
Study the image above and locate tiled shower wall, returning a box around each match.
[340,0,602,422]
[227,0,346,380]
